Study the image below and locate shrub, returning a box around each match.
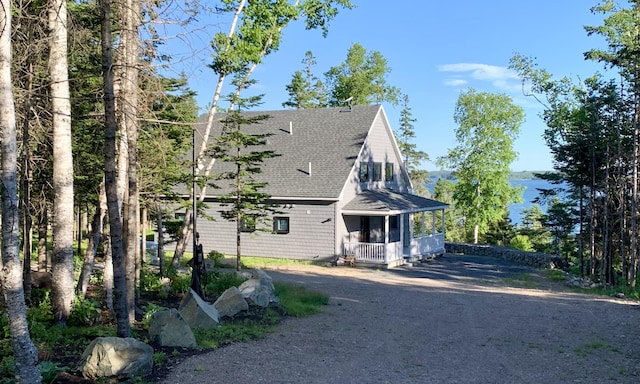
[68,296,102,326]
[204,271,247,297]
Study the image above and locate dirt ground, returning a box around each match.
[159,254,640,384]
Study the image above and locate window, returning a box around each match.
[240,216,256,232]
[359,162,369,181]
[274,217,290,234]
[385,162,394,181]
[175,212,186,221]
[373,162,382,181]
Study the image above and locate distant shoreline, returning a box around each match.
[428,170,556,181]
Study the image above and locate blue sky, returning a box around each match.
[170,0,613,172]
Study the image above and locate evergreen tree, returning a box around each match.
[395,94,429,196]
[210,75,280,271]
[282,51,327,108]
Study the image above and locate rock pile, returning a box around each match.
[78,269,278,381]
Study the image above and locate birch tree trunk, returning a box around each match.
[119,0,140,323]
[49,0,75,325]
[0,1,42,381]
[101,0,130,337]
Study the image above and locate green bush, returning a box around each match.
[171,272,192,294]
[204,271,247,297]
[68,296,102,326]
[509,234,534,252]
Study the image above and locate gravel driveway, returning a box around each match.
[160,254,640,384]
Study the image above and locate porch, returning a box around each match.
[341,189,448,267]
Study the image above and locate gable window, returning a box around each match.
[240,216,256,232]
[373,162,382,181]
[359,162,369,181]
[274,217,290,234]
[385,162,394,181]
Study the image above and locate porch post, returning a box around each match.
[384,215,389,263]
[432,210,436,234]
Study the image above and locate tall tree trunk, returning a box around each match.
[37,206,48,271]
[77,180,107,298]
[20,61,34,304]
[101,0,130,337]
[119,0,140,323]
[103,228,114,311]
[49,0,75,325]
[156,203,164,276]
[0,2,42,381]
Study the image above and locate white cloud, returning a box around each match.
[437,63,520,92]
[443,78,467,87]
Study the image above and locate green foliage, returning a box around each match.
[395,94,430,196]
[38,361,68,384]
[438,88,524,243]
[204,271,248,297]
[194,323,274,349]
[274,282,329,317]
[283,51,327,108]
[545,269,566,282]
[68,296,102,326]
[170,272,192,294]
[207,250,227,268]
[153,351,168,368]
[142,303,168,330]
[324,42,400,106]
[509,235,534,251]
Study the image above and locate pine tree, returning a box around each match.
[210,75,280,271]
[395,94,429,196]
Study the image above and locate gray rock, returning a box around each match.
[149,309,197,348]
[179,288,220,329]
[214,287,249,318]
[238,270,279,308]
[78,337,153,381]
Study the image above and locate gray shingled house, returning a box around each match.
[186,105,448,268]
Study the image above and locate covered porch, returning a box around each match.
[341,189,448,267]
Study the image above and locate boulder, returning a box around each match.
[148,309,197,348]
[214,287,249,318]
[238,270,279,307]
[179,288,220,329]
[78,337,153,381]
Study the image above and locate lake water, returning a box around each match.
[509,179,556,225]
[428,178,557,226]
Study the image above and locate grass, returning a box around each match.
[545,269,566,281]
[275,282,329,317]
[231,256,322,269]
[503,273,539,288]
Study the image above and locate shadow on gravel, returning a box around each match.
[385,253,536,283]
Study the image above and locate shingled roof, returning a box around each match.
[200,105,383,199]
[342,189,449,215]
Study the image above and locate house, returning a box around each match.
[187,105,448,268]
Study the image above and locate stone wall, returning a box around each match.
[445,242,566,270]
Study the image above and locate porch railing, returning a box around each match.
[344,233,445,265]
[343,242,403,264]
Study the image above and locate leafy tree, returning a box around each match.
[324,42,400,106]
[0,0,42,380]
[210,76,280,271]
[282,51,327,108]
[438,88,524,244]
[395,94,429,196]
